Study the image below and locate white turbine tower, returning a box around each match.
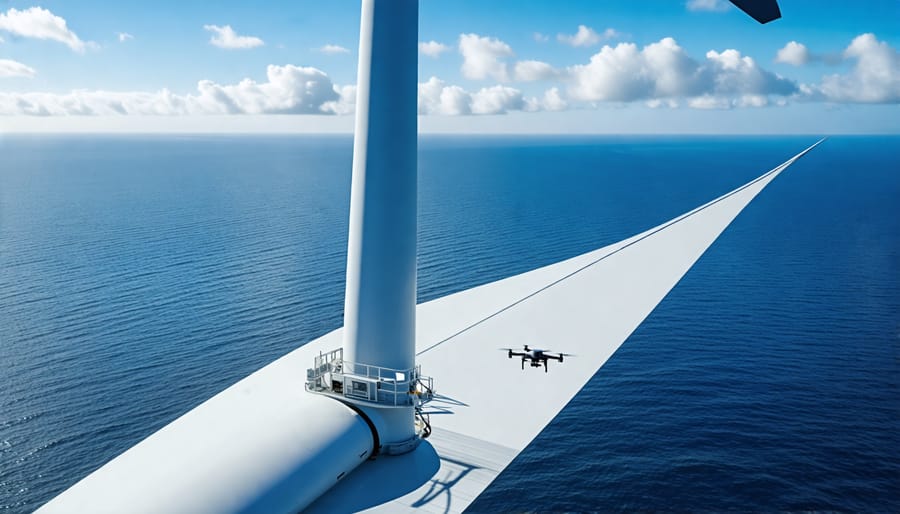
[341,0,421,450]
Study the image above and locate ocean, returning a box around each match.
[1,135,897,512]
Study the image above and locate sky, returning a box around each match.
[0,0,898,133]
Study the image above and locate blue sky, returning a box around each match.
[1,0,898,133]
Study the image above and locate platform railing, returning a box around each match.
[306,348,433,408]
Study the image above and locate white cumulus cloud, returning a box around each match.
[118,32,134,43]
[775,41,811,66]
[686,0,730,12]
[569,39,688,102]
[318,44,350,55]
[418,76,530,115]
[204,24,264,49]
[514,60,559,82]
[557,25,619,48]
[418,77,471,115]
[322,85,356,115]
[0,6,92,53]
[704,48,796,97]
[526,87,568,112]
[819,33,900,103]
[567,37,797,108]
[470,85,525,114]
[193,65,337,113]
[419,40,450,58]
[459,33,513,82]
[0,58,36,78]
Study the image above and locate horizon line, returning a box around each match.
[2,131,896,137]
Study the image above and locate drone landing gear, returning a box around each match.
[521,357,525,370]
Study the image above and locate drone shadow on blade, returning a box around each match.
[410,455,483,513]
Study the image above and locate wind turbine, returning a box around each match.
[38,1,819,513]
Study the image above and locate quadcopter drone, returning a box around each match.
[502,344,573,373]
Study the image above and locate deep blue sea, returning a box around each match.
[1,135,898,513]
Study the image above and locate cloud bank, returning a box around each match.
[1,65,340,116]
[3,33,897,118]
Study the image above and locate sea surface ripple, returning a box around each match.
[1,135,897,512]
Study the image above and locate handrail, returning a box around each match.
[306,348,434,409]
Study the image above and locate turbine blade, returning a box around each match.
[729,0,781,24]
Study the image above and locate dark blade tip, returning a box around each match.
[729,0,782,24]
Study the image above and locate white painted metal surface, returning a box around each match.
[342,0,419,448]
[36,336,376,514]
[343,0,418,373]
